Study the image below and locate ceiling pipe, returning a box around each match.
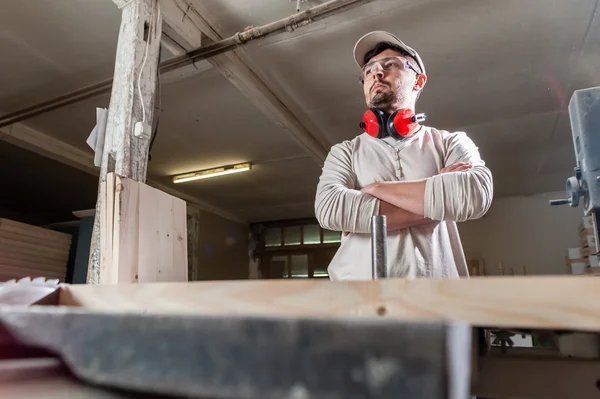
[0,0,376,129]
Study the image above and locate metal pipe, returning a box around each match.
[371,215,388,279]
[592,212,600,254]
[0,0,375,129]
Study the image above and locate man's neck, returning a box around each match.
[383,102,414,115]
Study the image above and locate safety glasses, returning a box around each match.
[359,56,421,84]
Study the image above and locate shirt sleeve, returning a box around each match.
[424,131,493,222]
[314,141,380,233]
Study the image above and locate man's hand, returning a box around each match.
[361,183,378,196]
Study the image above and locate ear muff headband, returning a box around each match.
[360,108,426,139]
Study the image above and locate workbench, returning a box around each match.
[1,276,599,398]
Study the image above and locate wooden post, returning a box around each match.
[88,0,162,284]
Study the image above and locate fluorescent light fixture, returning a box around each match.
[173,162,252,183]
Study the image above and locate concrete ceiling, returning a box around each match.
[1,0,599,223]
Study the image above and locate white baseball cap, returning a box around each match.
[353,31,426,76]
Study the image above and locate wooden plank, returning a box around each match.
[0,218,70,280]
[60,276,600,331]
[99,173,116,284]
[114,175,140,283]
[0,238,69,261]
[0,232,71,252]
[0,265,65,281]
[137,182,188,282]
[96,173,188,284]
[148,179,246,224]
[0,256,66,273]
[0,219,72,246]
[0,262,66,277]
[0,249,67,267]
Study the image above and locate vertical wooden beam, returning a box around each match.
[88,0,162,284]
[103,0,162,181]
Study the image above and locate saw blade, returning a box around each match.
[0,277,61,306]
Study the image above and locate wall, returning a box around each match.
[194,210,250,280]
[458,191,584,276]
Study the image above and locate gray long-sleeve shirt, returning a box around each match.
[314,126,493,280]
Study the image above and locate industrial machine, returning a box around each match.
[551,86,600,250]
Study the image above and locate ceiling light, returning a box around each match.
[173,162,252,183]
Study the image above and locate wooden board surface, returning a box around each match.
[98,173,188,284]
[137,182,187,282]
[60,276,600,331]
[0,218,71,282]
[0,219,71,245]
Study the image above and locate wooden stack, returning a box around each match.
[0,218,72,282]
[566,247,587,274]
[567,215,600,275]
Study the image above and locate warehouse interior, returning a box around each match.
[0,0,599,283]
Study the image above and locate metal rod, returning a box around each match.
[371,215,387,279]
[0,0,375,129]
[592,212,600,255]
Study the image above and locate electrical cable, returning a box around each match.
[137,6,155,125]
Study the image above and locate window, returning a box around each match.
[284,226,302,246]
[303,224,321,244]
[270,255,288,278]
[265,228,282,247]
[265,251,332,279]
[313,248,336,279]
[323,229,341,244]
[259,221,342,249]
[290,254,309,278]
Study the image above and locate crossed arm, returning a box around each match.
[314,133,493,234]
[360,163,472,232]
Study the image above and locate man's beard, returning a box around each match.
[368,90,396,109]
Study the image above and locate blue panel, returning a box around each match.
[72,216,94,284]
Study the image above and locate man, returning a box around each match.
[314,31,493,280]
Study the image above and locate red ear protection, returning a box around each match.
[360,108,426,140]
